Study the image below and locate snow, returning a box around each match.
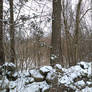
[25,77,34,84]
[0,61,92,92]
[2,62,16,68]
[55,64,62,70]
[2,0,92,91]
[78,61,89,69]
[29,69,44,81]
[46,71,56,83]
[12,72,18,78]
[59,61,92,91]
[0,76,9,89]
[87,81,92,85]
[59,65,82,85]
[78,61,92,77]
[50,54,58,60]
[20,70,30,77]
[50,56,55,60]
[9,80,50,92]
[81,87,92,92]
[40,66,53,74]
[22,81,50,92]
[75,80,85,88]
[9,81,16,89]
[22,84,40,92]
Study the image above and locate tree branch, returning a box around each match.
[80,8,92,21]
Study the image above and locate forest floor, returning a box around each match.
[0,61,92,92]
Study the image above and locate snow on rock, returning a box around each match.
[25,77,34,85]
[80,86,92,92]
[0,77,9,90]
[59,65,82,85]
[50,54,57,60]
[15,81,50,92]
[22,84,40,92]
[9,81,16,89]
[29,69,44,82]
[59,63,90,85]
[3,62,16,68]
[6,72,18,81]
[86,81,92,85]
[2,62,16,72]
[55,64,62,70]
[0,62,16,75]
[0,61,91,92]
[38,81,50,92]
[46,71,56,83]
[42,86,50,92]
[75,80,86,89]
[21,70,30,77]
[55,64,63,73]
[78,61,89,69]
[77,61,92,77]
[0,62,18,81]
[40,66,53,75]
[59,61,92,91]
[12,72,18,79]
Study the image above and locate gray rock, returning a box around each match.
[29,69,44,82]
[40,66,53,75]
[46,71,56,83]
[6,72,18,81]
[55,64,63,73]
[2,62,16,72]
[25,77,34,85]
[42,86,50,92]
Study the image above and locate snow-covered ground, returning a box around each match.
[0,61,92,92]
[59,61,92,92]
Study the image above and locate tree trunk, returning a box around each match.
[62,0,71,67]
[50,0,63,66]
[73,0,82,65]
[0,0,5,65]
[9,0,15,63]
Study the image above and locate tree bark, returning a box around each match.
[9,0,15,63]
[50,0,63,66]
[74,0,82,65]
[0,0,5,65]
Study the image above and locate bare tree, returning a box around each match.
[50,0,63,66]
[9,0,15,63]
[73,0,83,65]
[0,0,5,65]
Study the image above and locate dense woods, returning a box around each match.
[0,0,92,92]
[0,0,92,68]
